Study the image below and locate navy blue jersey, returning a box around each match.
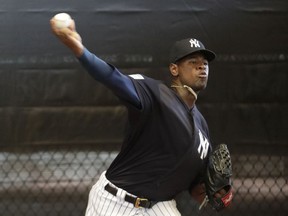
[106,74,212,201]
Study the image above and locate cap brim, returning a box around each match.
[174,49,216,63]
[199,49,216,62]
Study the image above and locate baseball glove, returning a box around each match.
[200,144,233,211]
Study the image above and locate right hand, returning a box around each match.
[50,16,84,57]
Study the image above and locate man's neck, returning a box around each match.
[170,84,198,109]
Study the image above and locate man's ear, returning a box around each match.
[169,63,179,77]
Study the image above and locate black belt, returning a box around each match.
[104,183,156,208]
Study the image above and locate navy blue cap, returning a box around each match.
[170,38,216,63]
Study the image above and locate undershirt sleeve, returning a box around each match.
[77,48,141,108]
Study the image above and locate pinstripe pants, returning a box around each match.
[85,171,181,216]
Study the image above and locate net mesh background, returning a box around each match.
[1,145,287,216]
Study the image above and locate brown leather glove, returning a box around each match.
[201,144,233,211]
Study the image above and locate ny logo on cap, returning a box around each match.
[189,39,201,48]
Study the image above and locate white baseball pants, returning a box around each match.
[85,171,181,216]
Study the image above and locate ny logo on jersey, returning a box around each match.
[197,129,209,160]
[189,39,201,48]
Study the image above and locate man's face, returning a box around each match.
[172,53,209,92]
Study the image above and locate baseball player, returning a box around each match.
[50,15,232,216]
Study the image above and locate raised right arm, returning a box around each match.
[78,48,141,107]
[50,16,141,108]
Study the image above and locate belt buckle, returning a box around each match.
[135,197,148,208]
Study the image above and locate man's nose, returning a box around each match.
[198,63,206,70]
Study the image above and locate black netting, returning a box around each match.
[0,146,287,216]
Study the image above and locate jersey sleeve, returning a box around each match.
[77,48,141,108]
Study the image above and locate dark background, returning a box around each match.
[0,0,287,216]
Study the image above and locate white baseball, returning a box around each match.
[53,13,72,28]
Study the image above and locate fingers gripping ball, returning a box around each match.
[204,144,233,211]
[53,13,72,29]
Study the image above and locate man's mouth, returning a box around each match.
[198,73,207,78]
